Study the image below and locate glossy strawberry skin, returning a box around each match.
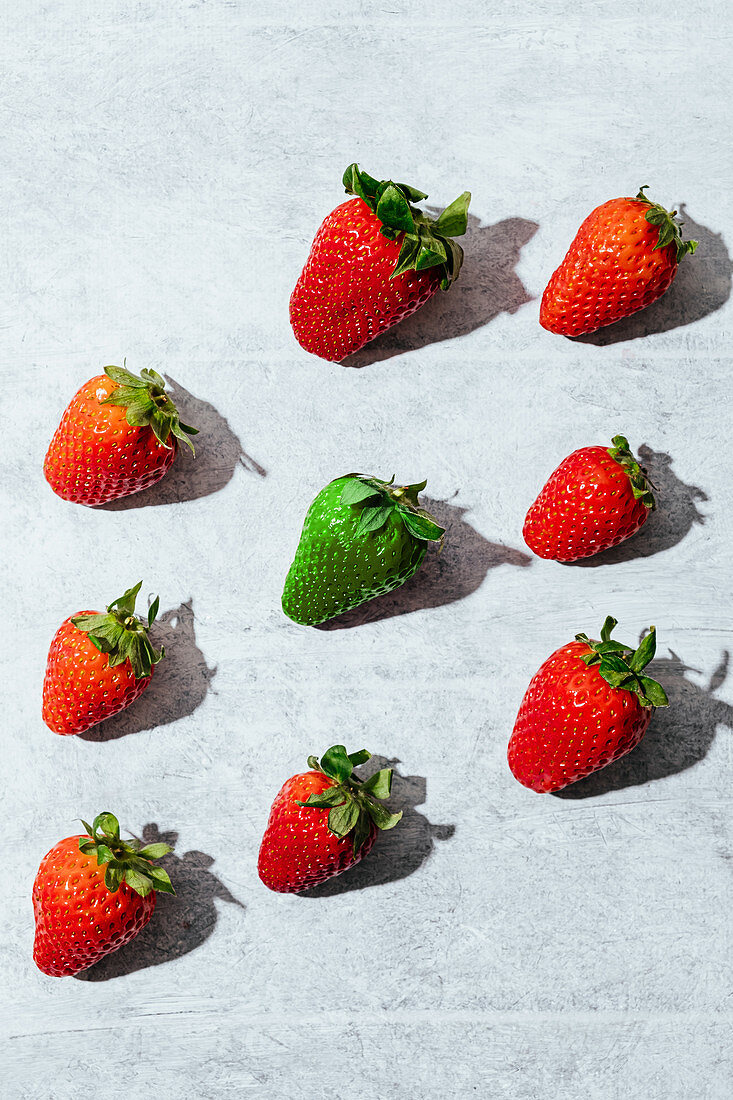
[523,446,649,561]
[508,640,652,793]
[42,614,153,735]
[33,835,156,976]
[290,198,441,362]
[540,197,678,336]
[258,771,378,893]
[44,374,176,505]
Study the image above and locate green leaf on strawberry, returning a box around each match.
[608,435,656,510]
[347,749,371,767]
[72,581,164,680]
[77,811,174,898]
[636,187,698,261]
[139,843,172,859]
[576,621,668,708]
[435,191,471,237]
[146,866,175,894]
[299,787,348,809]
[396,182,429,203]
[101,364,198,452]
[328,800,361,838]
[340,479,382,506]
[320,744,355,784]
[297,746,403,855]
[353,503,392,536]
[364,800,402,831]
[398,508,445,541]
[363,768,393,799]
[342,162,471,289]
[376,184,416,234]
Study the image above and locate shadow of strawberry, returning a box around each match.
[78,600,215,741]
[318,496,531,628]
[98,378,266,510]
[300,757,454,897]
[75,825,243,980]
[570,444,708,567]
[342,214,538,366]
[553,650,732,798]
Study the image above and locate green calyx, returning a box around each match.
[343,163,471,290]
[102,364,198,453]
[340,474,445,542]
[296,745,403,856]
[636,187,698,262]
[607,434,655,510]
[575,616,669,708]
[71,581,164,680]
[78,812,175,898]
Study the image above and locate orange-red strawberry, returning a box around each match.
[508,617,669,793]
[33,811,174,976]
[258,745,402,893]
[290,163,471,361]
[42,581,163,736]
[540,188,697,337]
[523,435,654,561]
[44,364,197,505]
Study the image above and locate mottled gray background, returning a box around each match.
[2,1,732,1097]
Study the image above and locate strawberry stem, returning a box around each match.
[72,581,164,680]
[101,364,198,453]
[78,812,175,897]
[575,618,669,708]
[339,473,445,543]
[607,435,655,510]
[296,744,403,855]
[636,187,698,262]
[343,163,471,290]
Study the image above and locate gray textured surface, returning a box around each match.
[2,1,732,1097]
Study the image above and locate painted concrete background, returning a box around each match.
[2,1,732,1097]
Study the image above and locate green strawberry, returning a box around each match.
[282,474,445,626]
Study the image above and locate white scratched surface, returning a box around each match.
[1,1,732,1097]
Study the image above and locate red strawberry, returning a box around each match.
[290,163,471,361]
[523,435,654,562]
[508,617,669,793]
[33,811,174,976]
[540,188,697,337]
[42,581,163,735]
[258,745,402,893]
[44,364,197,505]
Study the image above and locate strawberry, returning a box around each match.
[282,473,444,626]
[33,811,174,976]
[258,745,402,893]
[523,435,654,561]
[42,581,163,735]
[508,617,669,793]
[44,364,197,505]
[290,163,471,361]
[540,188,698,337]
